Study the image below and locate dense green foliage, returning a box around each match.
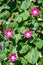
[0,0,43,65]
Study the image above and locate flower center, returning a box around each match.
[7,32,11,35]
[26,33,30,36]
[33,10,37,14]
[11,56,15,60]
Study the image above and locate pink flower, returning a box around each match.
[4,29,13,38]
[24,29,32,38]
[30,8,39,16]
[9,53,17,62]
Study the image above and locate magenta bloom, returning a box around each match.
[4,29,13,38]
[24,29,32,38]
[30,8,39,16]
[9,54,17,62]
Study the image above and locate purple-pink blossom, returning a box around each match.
[24,29,32,38]
[30,8,39,16]
[9,53,17,62]
[4,29,13,38]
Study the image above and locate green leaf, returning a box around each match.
[0,4,10,11]
[15,33,21,43]
[35,39,43,49]
[0,50,6,61]
[0,0,3,3]
[20,0,31,10]
[30,21,39,30]
[3,61,10,65]
[6,22,19,29]
[21,10,30,20]
[19,57,27,65]
[0,19,2,25]
[18,26,26,34]
[39,22,43,27]
[37,0,43,4]
[11,46,17,54]
[0,10,10,19]
[13,60,22,65]
[14,15,22,23]
[14,10,29,23]
[30,3,37,8]
[24,48,39,64]
[19,44,29,54]
[38,57,43,65]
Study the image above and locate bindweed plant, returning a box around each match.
[0,0,43,65]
